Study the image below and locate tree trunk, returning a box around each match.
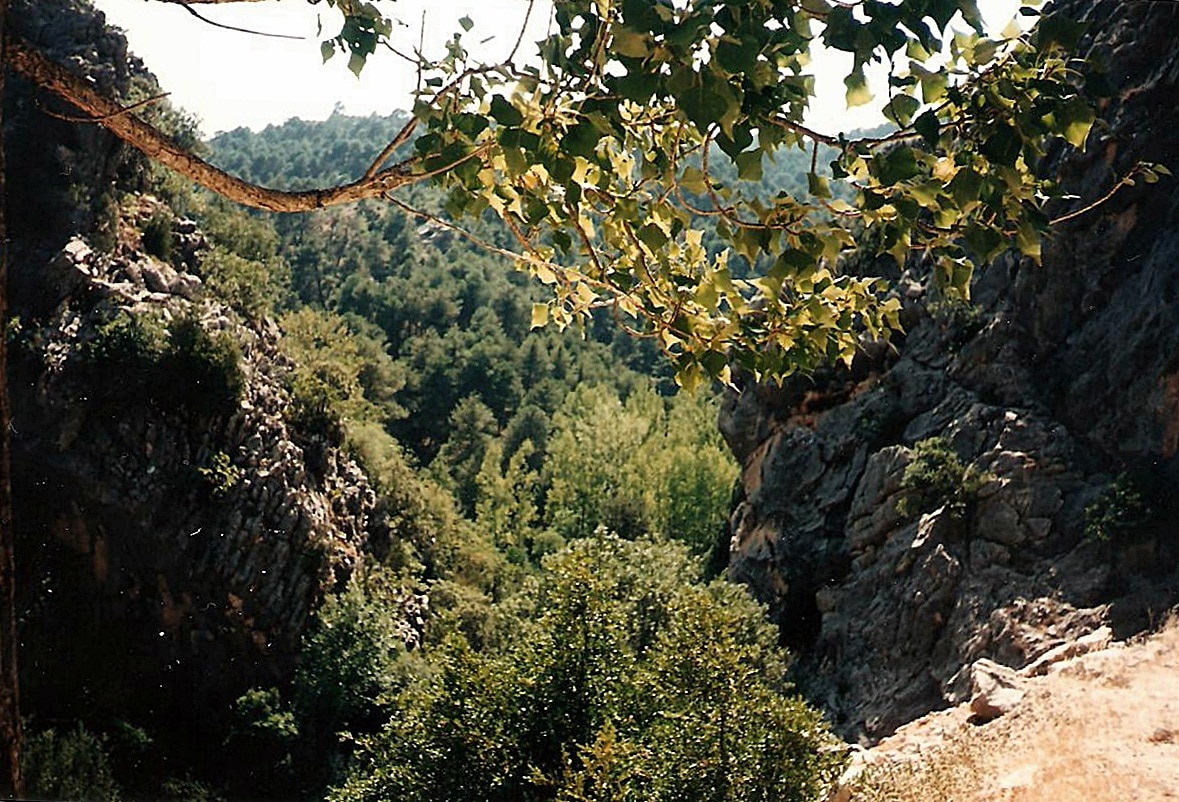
[0,0,25,794]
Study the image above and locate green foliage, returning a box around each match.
[194,450,241,499]
[83,307,169,369]
[279,308,405,436]
[223,688,299,792]
[22,723,122,802]
[344,421,515,595]
[295,569,413,735]
[157,776,225,802]
[897,437,988,521]
[289,0,1113,386]
[330,535,843,802]
[1084,473,1153,542]
[544,386,736,551]
[165,315,247,413]
[436,395,500,515]
[199,245,288,322]
[928,298,988,350]
[141,209,176,263]
[474,438,543,559]
[80,309,244,414]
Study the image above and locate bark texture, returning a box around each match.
[0,0,26,793]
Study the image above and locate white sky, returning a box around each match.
[91,0,1024,138]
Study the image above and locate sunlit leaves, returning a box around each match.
[304,0,1117,388]
[844,70,873,108]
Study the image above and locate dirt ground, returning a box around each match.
[840,617,1179,801]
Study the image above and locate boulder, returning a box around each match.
[969,659,1028,722]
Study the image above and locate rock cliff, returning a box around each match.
[721,0,1179,742]
[5,0,410,755]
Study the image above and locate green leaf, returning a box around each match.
[614,70,660,103]
[695,276,719,310]
[679,71,739,133]
[347,51,366,77]
[981,123,1022,166]
[913,110,940,148]
[844,69,873,108]
[459,15,474,32]
[715,35,759,74]
[1056,97,1095,149]
[874,147,920,185]
[883,94,921,127]
[911,62,948,105]
[949,168,982,208]
[490,95,525,127]
[320,40,335,63]
[1034,16,1088,50]
[1015,220,1041,260]
[612,27,653,58]
[963,224,1003,260]
[679,167,708,196]
[563,120,600,159]
[638,223,669,251]
[735,150,763,182]
[807,172,831,199]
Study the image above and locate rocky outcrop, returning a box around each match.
[721,0,1179,742]
[8,196,408,743]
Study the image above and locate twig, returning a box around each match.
[507,0,536,64]
[163,0,303,39]
[1049,165,1149,225]
[38,91,170,124]
[363,116,419,179]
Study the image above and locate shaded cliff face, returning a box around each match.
[3,0,405,755]
[9,197,389,744]
[721,0,1179,743]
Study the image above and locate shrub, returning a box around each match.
[141,209,176,263]
[80,309,244,414]
[295,568,416,736]
[199,245,288,321]
[195,450,242,499]
[22,723,122,802]
[161,314,246,414]
[1085,473,1153,542]
[897,437,988,521]
[279,309,404,438]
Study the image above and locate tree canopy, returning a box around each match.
[8,0,1158,388]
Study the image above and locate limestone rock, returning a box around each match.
[969,659,1028,722]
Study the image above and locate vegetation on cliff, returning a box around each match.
[2,0,1162,798]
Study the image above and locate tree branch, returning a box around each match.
[6,37,420,213]
[162,0,304,39]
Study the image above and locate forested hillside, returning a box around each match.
[12,1,1177,800]
[4,3,845,792]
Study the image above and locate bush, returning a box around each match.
[80,309,244,414]
[330,535,844,802]
[141,209,176,263]
[1085,473,1153,542]
[195,450,242,499]
[279,309,405,438]
[199,245,288,321]
[897,437,988,521]
[22,723,122,802]
[163,314,246,412]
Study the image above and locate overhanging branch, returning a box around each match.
[5,37,421,213]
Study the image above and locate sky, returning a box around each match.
[91,0,1025,139]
